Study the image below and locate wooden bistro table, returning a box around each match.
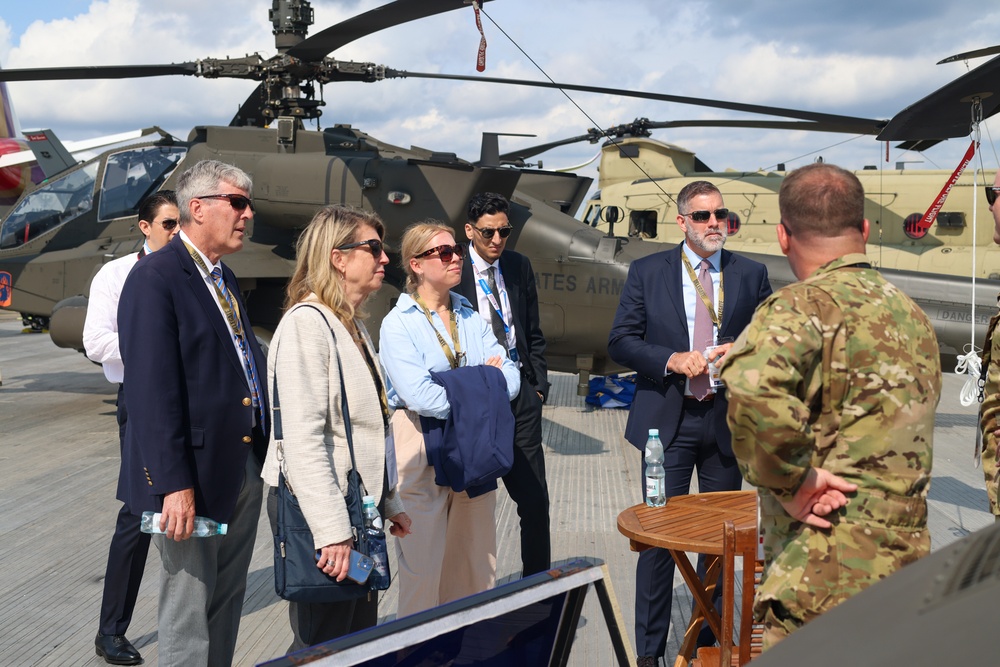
[617,490,757,667]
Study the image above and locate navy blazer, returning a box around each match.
[419,365,515,498]
[117,234,270,523]
[457,248,550,400]
[607,243,771,457]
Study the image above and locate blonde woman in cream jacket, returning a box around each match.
[262,205,411,651]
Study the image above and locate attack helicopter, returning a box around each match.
[1,0,999,380]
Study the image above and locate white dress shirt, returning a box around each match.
[467,245,518,354]
[678,242,722,396]
[82,244,150,383]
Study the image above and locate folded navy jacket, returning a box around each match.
[419,364,515,498]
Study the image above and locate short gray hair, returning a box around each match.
[176,160,252,224]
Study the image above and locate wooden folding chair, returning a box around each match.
[690,520,763,666]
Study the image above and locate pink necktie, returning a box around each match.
[690,259,714,400]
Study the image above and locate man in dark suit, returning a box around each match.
[608,181,772,667]
[118,160,268,667]
[456,192,551,576]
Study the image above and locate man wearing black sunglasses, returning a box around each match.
[84,191,179,666]
[456,192,551,578]
[118,160,269,667]
[608,180,772,666]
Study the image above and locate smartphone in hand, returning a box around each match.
[316,548,374,585]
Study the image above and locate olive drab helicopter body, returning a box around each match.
[3,0,1000,379]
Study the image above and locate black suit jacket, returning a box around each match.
[607,243,771,457]
[457,248,549,400]
[117,234,270,523]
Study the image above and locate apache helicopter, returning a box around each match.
[0,0,998,383]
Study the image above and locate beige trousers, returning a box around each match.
[392,409,497,618]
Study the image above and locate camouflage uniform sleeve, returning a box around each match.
[720,287,836,503]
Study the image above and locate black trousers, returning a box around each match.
[633,399,743,659]
[503,381,551,576]
[99,384,151,636]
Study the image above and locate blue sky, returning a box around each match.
[2,0,1000,184]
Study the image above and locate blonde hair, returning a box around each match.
[284,205,385,324]
[399,220,456,293]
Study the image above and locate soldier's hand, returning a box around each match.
[667,350,708,378]
[780,468,858,529]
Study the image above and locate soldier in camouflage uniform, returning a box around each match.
[720,163,941,649]
[978,170,1000,520]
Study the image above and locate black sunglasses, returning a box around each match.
[337,238,384,257]
[197,193,255,213]
[683,208,729,222]
[155,218,179,231]
[986,185,1000,206]
[415,243,465,263]
[472,225,513,240]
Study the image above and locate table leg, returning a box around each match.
[670,550,724,667]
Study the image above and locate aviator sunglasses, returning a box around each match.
[986,185,1000,206]
[155,218,179,231]
[472,225,513,240]
[415,243,465,262]
[683,208,729,222]
[196,193,255,213]
[337,238,385,257]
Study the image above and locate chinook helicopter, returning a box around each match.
[0,0,998,382]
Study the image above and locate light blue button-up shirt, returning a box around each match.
[379,291,521,420]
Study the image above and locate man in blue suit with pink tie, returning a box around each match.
[608,181,772,667]
[118,160,268,666]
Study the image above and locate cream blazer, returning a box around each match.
[261,297,403,548]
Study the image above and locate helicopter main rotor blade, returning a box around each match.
[497,119,879,163]
[878,54,1000,141]
[286,0,494,62]
[938,45,1000,65]
[384,69,887,132]
[0,63,199,82]
[230,83,267,127]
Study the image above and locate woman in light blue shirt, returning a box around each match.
[380,221,519,617]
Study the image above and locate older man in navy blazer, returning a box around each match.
[608,181,771,667]
[118,160,268,667]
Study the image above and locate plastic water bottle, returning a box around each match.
[644,429,666,507]
[362,495,390,589]
[140,511,228,536]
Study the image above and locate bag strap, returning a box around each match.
[272,304,364,501]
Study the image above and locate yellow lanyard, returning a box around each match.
[681,251,724,328]
[356,324,390,428]
[184,241,244,338]
[413,292,464,369]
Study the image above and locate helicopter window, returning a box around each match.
[583,204,602,227]
[98,146,187,221]
[629,210,658,238]
[936,211,965,228]
[727,211,741,235]
[0,161,99,249]
[904,213,928,240]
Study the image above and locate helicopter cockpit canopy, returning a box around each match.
[0,145,186,250]
[98,145,186,221]
[0,161,98,249]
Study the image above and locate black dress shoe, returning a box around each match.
[636,657,658,667]
[95,633,143,665]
